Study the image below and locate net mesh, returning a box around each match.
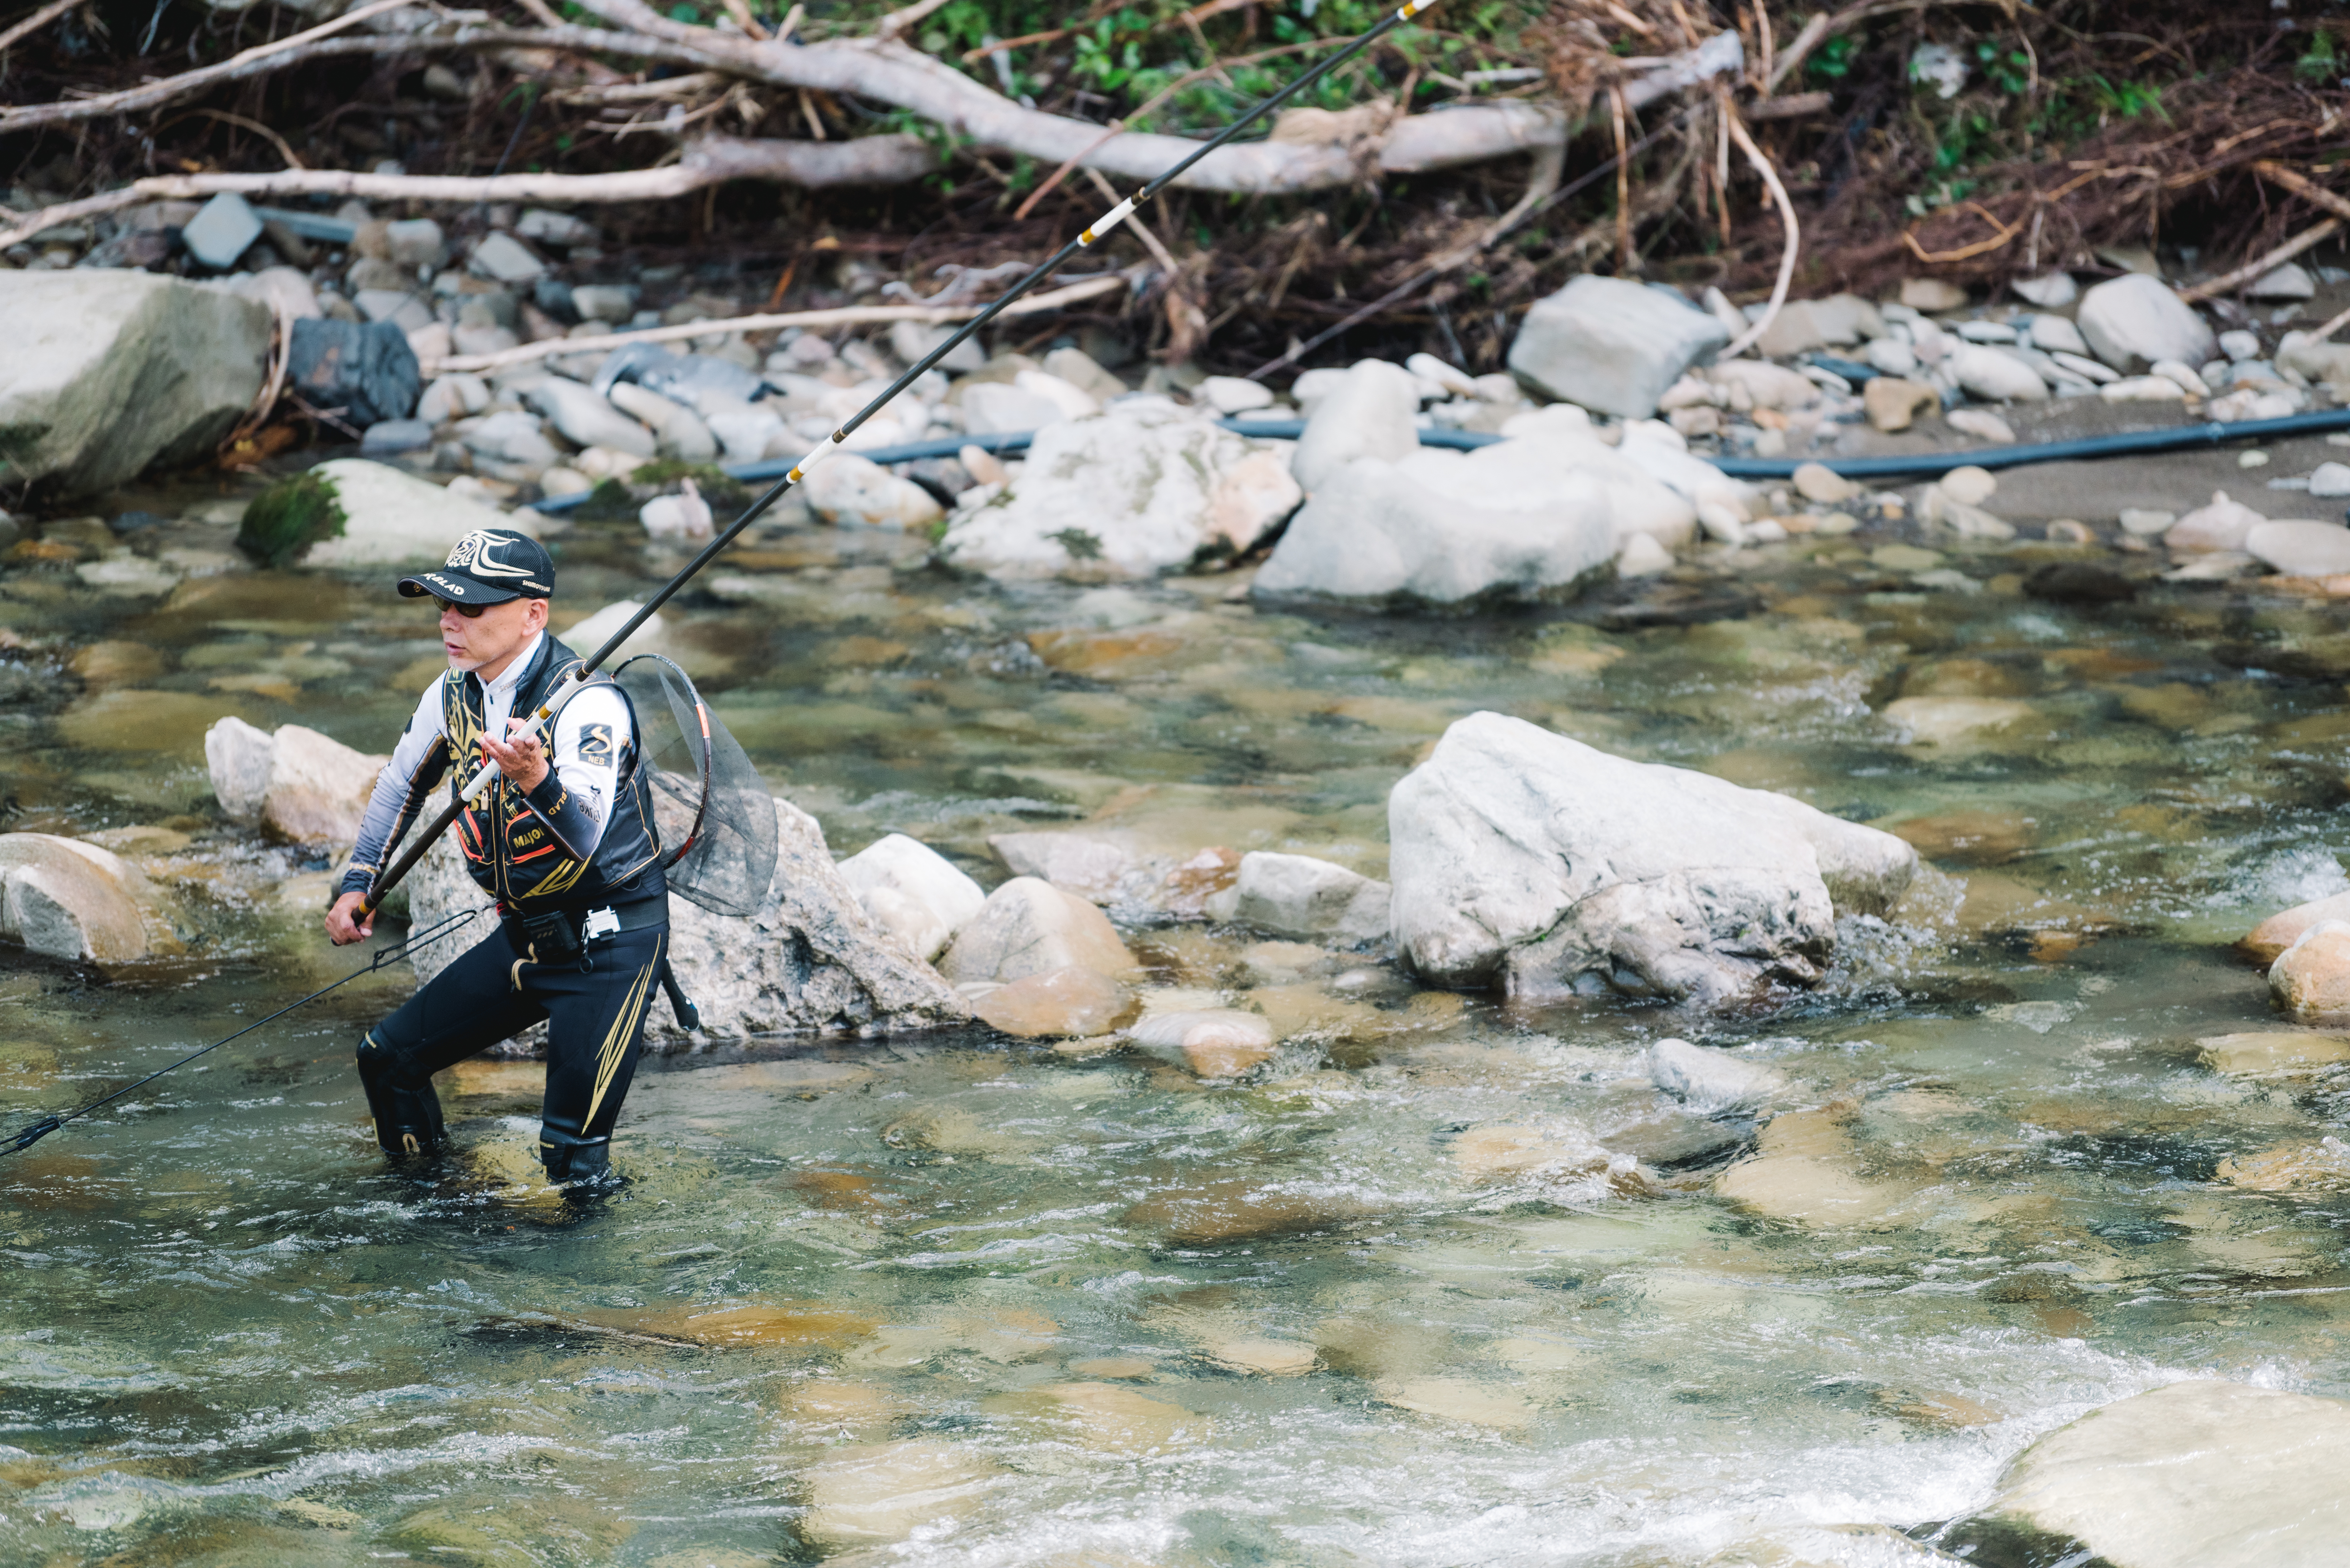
[612,655,778,919]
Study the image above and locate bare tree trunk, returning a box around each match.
[0,134,934,250]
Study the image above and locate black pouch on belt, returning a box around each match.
[517,906,586,968]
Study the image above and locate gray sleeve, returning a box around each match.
[340,679,452,899]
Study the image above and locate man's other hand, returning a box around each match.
[327,890,376,946]
[482,718,549,793]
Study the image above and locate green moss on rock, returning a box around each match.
[237,471,346,567]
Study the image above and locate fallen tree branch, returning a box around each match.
[1715,107,1798,361]
[0,0,81,57]
[2253,160,2350,225]
[0,19,713,133]
[427,272,1132,374]
[556,0,1738,193]
[2181,215,2343,302]
[0,134,934,250]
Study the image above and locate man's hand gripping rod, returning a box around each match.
[357,0,1441,917]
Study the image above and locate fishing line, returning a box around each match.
[356,0,1451,915]
[0,906,483,1158]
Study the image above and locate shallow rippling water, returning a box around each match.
[2,494,2348,1566]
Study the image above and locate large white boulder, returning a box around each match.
[2076,274,2216,372]
[204,716,275,821]
[835,833,985,963]
[1252,447,1615,604]
[267,459,535,569]
[1476,408,1701,547]
[1508,276,1731,418]
[264,725,385,847]
[1289,359,1419,493]
[1387,713,1916,1005]
[936,403,1299,580]
[1208,851,1390,944]
[0,833,172,964]
[407,797,970,1041]
[1969,1381,2350,1568]
[0,269,273,497]
[204,717,385,846]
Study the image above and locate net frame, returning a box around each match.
[611,654,777,919]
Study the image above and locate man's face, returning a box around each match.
[440,596,547,674]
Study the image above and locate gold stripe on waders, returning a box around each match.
[583,937,663,1131]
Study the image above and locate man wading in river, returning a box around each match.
[324,528,670,1184]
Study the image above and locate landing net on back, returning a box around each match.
[612,654,778,919]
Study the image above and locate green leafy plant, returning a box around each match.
[237,472,345,567]
[1806,34,1856,83]
[2297,29,2340,84]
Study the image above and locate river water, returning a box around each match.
[3,483,2348,1566]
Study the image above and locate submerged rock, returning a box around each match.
[0,269,273,498]
[1645,1038,1786,1114]
[406,797,970,1041]
[1508,275,1731,419]
[1206,850,1389,945]
[1961,1380,2350,1568]
[1387,713,1916,1004]
[969,966,1134,1038]
[798,1438,1002,1548]
[936,403,1298,579]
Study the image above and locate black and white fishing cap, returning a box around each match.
[397,528,556,606]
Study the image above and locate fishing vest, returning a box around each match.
[443,633,667,913]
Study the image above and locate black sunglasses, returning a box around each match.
[431,595,491,619]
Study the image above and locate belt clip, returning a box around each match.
[583,906,621,943]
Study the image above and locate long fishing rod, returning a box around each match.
[0,907,483,1157]
[358,0,1447,918]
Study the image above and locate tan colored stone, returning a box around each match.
[2241,891,2350,965]
[1791,461,1856,504]
[1379,1376,1537,1431]
[579,1301,876,1349]
[1864,376,1940,432]
[1204,1337,1318,1376]
[2270,921,2350,1020]
[1125,1177,1368,1245]
[2216,1138,2350,1193]
[1068,1356,1156,1380]
[1900,278,1967,312]
[259,724,386,847]
[1451,1124,1606,1182]
[2197,1030,2350,1076]
[1884,808,2036,864]
[940,876,1136,984]
[0,832,170,964]
[1011,1382,1204,1452]
[67,640,167,686]
[970,965,1136,1038]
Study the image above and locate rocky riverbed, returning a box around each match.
[6,235,2350,1563]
